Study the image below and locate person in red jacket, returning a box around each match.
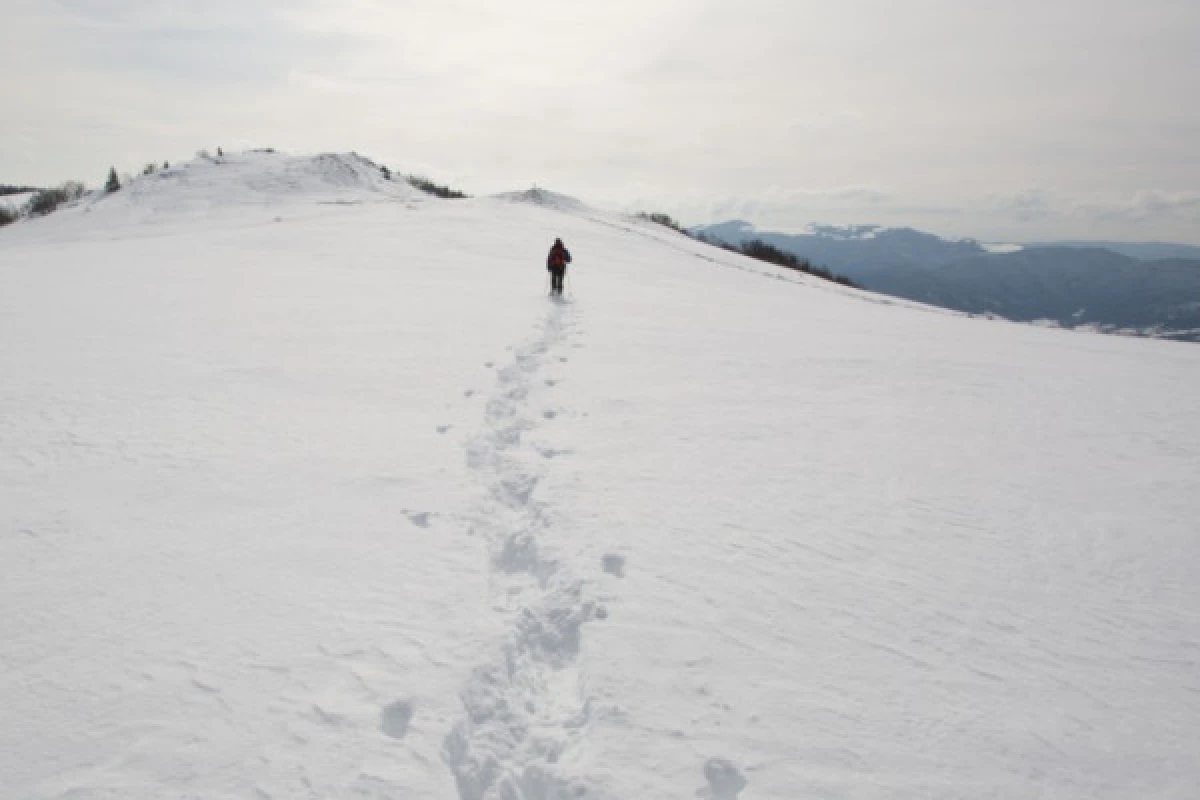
[546,238,572,295]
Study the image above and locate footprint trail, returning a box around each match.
[443,301,601,800]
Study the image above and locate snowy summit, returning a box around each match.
[493,187,589,213]
[2,151,1199,800]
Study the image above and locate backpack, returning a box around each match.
[549,246,566,269]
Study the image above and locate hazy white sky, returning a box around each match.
[3,0,1198,242]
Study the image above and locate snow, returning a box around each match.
[0,191,36,213]
[494,187,589,213]
[2,151,1199,799]
[981,242,1025,254]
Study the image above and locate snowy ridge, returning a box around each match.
[147,151,416,201]
[493,188,588,213]
[0,152,432,246]
[111,151,420,209]
[445,301,602,800]
[15,151,424,235]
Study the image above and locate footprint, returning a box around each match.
[312,704,348,728]
[698,758,747,800]
[406,511,433,528]
[543,410,558,420]
[494,474,538,507]
[559,357,568,363]
[492,531,543,576]
[464,389,477,398]
[436,425,452,434]
[545,379,558,387]
[380,699,414,739]
[602,554,625,578]
[191,677,220,694]
[484,361,495,368]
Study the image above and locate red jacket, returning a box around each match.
[547,242,572,270]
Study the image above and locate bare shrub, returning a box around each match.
[635,211,687,234]
[407,175,468,199]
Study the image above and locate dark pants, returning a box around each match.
[550,266,565,293]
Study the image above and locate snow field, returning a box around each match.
[560,231,1200,799]
[3,152,1200,799]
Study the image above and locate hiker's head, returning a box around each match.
[554,238,562,246]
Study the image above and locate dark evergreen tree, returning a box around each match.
[105,167,121,193]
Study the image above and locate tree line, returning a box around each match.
[637,212,860,288]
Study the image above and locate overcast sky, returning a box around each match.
[3,0,1198,242]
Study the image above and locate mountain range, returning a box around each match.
[693,221,1200,341]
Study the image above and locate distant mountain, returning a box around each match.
[692,221,1200,341]
[868,248,1200,339]
[694,221,987,282]
[1033,241,1200,261]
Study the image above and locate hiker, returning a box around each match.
[546,238,572,295]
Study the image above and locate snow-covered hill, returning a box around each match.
[117,150,421,208]
[6,151,423,239]
[3,152,1199,800]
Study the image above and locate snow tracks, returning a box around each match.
[444,300,602,800]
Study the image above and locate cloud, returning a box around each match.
[647,185,1200,245]
[2,1,1198,244]
[986,189,1057,223]
[717,187,894,219]
[46,0,352,86]
[1090,191,1200,224]
[985,188,1200,227]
